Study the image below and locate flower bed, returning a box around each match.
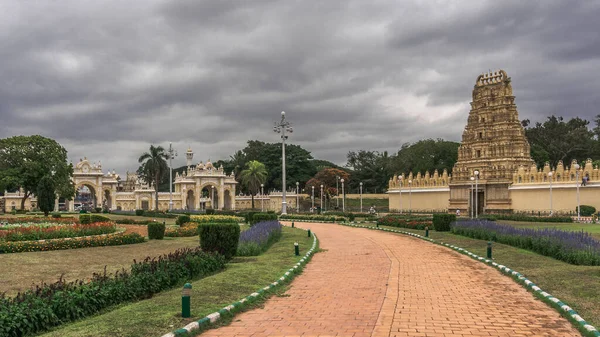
[279,214,346,222]
[190,215,244,224]
[0,217,78,225]
[0,232,145,254]
[164,223,199,237]
[0,247,226,336]
[0,222,116,241]
[451,220,600,266]
[376,216,432,230]
[238,220,282,256]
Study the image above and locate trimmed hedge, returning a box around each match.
[206,208,215,215]
[148,222,166,240]
[481,214,573,223]
[579,205,596,217]
[279,214,346,222]
[432,214,455,232]
[0,232,145,254]
[251,212,278,226]
[323,211,355,221]
[198,223,240,260]
[0,247,226,336]
[135,209,144,216]
[376,216,432,230]
[79,214,111,224]
[176,214,191,226]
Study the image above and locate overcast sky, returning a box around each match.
[1,0,599,175]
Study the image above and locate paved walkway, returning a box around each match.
[202,222,580,337]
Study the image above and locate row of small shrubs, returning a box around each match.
[0,217,76,224]
[165,223,199,237]
[113,218,158,225]
[279,214,346,222]
[451,220,600,265]
[0,232,145,254]
[238,221,282,256]
[79,214,111,224]
[134,209,178,218]
[481,214,573,223]
[0,222,116,242]
[0,247,226,336]
[250,212,278,226]
[376,216,432,230]
[190,215,244,224]
[432,214,456,232]
[199,223,240,260]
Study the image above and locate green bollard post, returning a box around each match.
[182,283,192,318]
[425,226,429,238]
[292,221,294,228]
[295,242,299,256]
[308,229,311,237]
[487,241,492,259]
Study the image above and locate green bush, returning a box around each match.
[135,209,144,216]
[0,232,145,254]
[0,247,225,336]
[484,214,573,223]
[148,222,166,240]
[198,223,240,260]
[90,214,110,223]
[579,205,596,217]
[79,214,91,224]
[51,213,61,218]
[246,211,258,224]
[176,214,191,226]
[432,213,455,231]
[94,207,102,213]
[206,208,215,215]
[376,216,432,230]
[251,212,278,226]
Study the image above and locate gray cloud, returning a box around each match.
[1,0,599,176]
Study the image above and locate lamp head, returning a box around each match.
[548,172,553,177]
[470,176,475,181]
[574,164,580,170]
[360,182,363,186]
[474,170,479,176]
[261,183,264,187]
[320,184,323,188]
[281,111,285,116]
[296,181,299,186]
[341,178,344,183]
[409,179,412,184]
[312,185,314,190]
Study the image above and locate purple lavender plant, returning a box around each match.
[238,220,282,256]
[452,220,600,265]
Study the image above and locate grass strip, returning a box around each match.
[342,222,600,337]
[38,226,314,337]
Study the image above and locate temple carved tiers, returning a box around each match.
[452,70,535,183]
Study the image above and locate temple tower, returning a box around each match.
[186,147,194,167]
[449,70,535,213]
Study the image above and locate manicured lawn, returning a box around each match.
[498,220,600,239]
[362,223,600,329]
[38,226,312,337]
[0,236,198,296]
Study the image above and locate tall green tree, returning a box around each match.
[240,160,267,209]
[0,135,75,210]
[37,175,55,216]
[346,150,392,193]
[138,145,169,210]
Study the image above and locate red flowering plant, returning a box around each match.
[376,216,432,230]
[0,232,145,253]
[0,217,78,225]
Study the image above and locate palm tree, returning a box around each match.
[138,145,169,210]
[240,160,267,209]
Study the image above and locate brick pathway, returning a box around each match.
[201,222,580,337]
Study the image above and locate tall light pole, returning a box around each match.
[311,185,315,211]
[408,179,412,214]
[575,163,581,221]
[211,185,215,210]
[548,171,553,215]
[359,182,363,213]
[320,184,324,213]
[273,111,293,214]
[167,142,178,211]
[399,177,403,214]
[474,170,480,218]
[341,178,345,212]
[336,176,340,209]
[296,182,299,213]
[260,183,264,212]
[470,176,475,219]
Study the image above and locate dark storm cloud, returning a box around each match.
[1,0,599,175]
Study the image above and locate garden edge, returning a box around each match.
[160,226,318,337]
[342,222,600,337]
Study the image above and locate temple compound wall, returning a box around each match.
[388,70,600,215]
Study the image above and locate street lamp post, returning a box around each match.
[296,182,299,213]
[260,183,264,212]
[211,186,215,210]
[408,179,412,214]
[336,176,340,209]
[399,177,403,214]
[320,185,323,213]
[575,163,581,221]
[548,171,553,215]
[341,179,345,212]
[474,170,480,219]
[359,182,363,213]
[167,143,177,211]
[470,176,475,219]
[273,111,293,214]
[311,185,315,211]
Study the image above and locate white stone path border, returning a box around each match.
[161,228,318,337]
[342,222,600,337]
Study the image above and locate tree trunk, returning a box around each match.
[251,194,255,209]
[20,191,31,210]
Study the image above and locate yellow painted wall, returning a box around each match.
[342,193,389,199]
[388,189,450,212]
[510,184,600,214]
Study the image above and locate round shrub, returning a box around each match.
[198,223,240,260]
[148,222,166,240]
[432,213,455,231]
[176,214,191,226]
[579,205,596,217]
